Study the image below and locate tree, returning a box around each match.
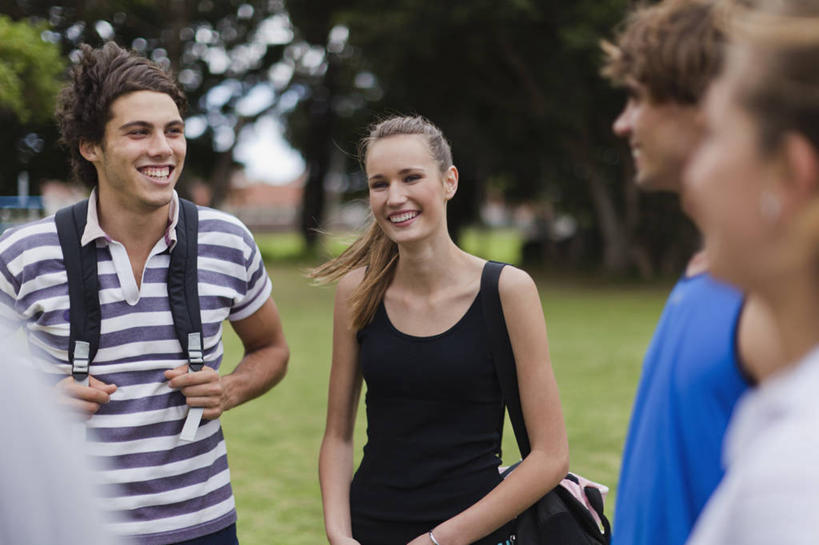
[0,15,64,194]
[281,0,697,274]
[0,0,296,205]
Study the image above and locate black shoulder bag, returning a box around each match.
[480,261,611,545]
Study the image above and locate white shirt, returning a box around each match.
[687,345,819,545]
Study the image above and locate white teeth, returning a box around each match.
[390,211,418,223]
[141,166,170,178]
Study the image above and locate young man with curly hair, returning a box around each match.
[0,42,289,545]
[602,2,779,545]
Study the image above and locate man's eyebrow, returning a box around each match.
[118,120,185,130]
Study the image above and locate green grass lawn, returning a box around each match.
[219,234,671,544]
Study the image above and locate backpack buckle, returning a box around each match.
[72,340,90,385]
[187,332,203,371]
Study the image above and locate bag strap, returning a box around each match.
[583,485,612,537]
[480,260,532,457]
[168,198,203,370]
[482,261,612,543]
[55,200,100,382]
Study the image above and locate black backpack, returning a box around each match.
[55,198,205,439]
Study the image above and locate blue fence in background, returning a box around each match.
[0,196,45,233]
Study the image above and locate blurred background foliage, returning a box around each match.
[0,0,697,276]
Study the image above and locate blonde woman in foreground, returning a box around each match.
[683,1,819,543]
[311,115,568,545]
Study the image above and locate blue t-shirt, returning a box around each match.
[612,273,750,545]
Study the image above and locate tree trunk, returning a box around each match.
[300,56,338,249]
[567,139,631,274]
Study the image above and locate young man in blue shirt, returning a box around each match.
[603,1,780,544]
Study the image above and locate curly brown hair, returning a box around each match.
[601,0,724,105]
[55,42,187,187]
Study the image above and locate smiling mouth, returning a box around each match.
[389,211,419,223]
[138,166,173,181]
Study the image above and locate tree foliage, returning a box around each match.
[283,0,696,274]
[0,0,298,202]
[0,14,65,192]
[0,15,63,124]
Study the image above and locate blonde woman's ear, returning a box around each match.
[444,165,459,200]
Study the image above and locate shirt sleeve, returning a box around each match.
[227,220,272,322]
[0,227,24,334]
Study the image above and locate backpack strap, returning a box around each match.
[55,200,100,386]
[168,198,203,371]
[480,260,531,457]
[172,199,204,442]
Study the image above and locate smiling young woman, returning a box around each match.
[310,115,569,545]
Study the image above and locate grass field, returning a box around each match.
[219,233,672,544]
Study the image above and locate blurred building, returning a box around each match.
[222,170,307,231]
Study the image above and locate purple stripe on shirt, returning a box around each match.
[0,231,59,263]
[97,454,229,497]
[94,368,174,388]
[97,391,186,415]
[93,418,187,443]
[247,261,266,291]
[96,296,233,319]
[99,324,177,347]
[97,272,124,290]
[95,358,220,387]
[230,290,265,317]
[142,267,171,283]
[0,259,17,289]
[17,282,67,310]
[98,324,221,352]
[245,242,260,267]
[122,482,233,522]
[198,243,246,266]
[99,297,173,318]
[20,257,65,281]
[39,307,70,326]
[198,270,245,294]
[91,344,221,370]
[199,295,236,311]
[91,428,224,472]
[198,219,246,239]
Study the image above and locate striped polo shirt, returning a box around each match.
[0,190,272,544]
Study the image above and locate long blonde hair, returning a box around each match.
[308,115,454,330]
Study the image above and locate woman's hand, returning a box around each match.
[406,534,434,545]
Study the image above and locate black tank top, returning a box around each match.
[350,286,505,543]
